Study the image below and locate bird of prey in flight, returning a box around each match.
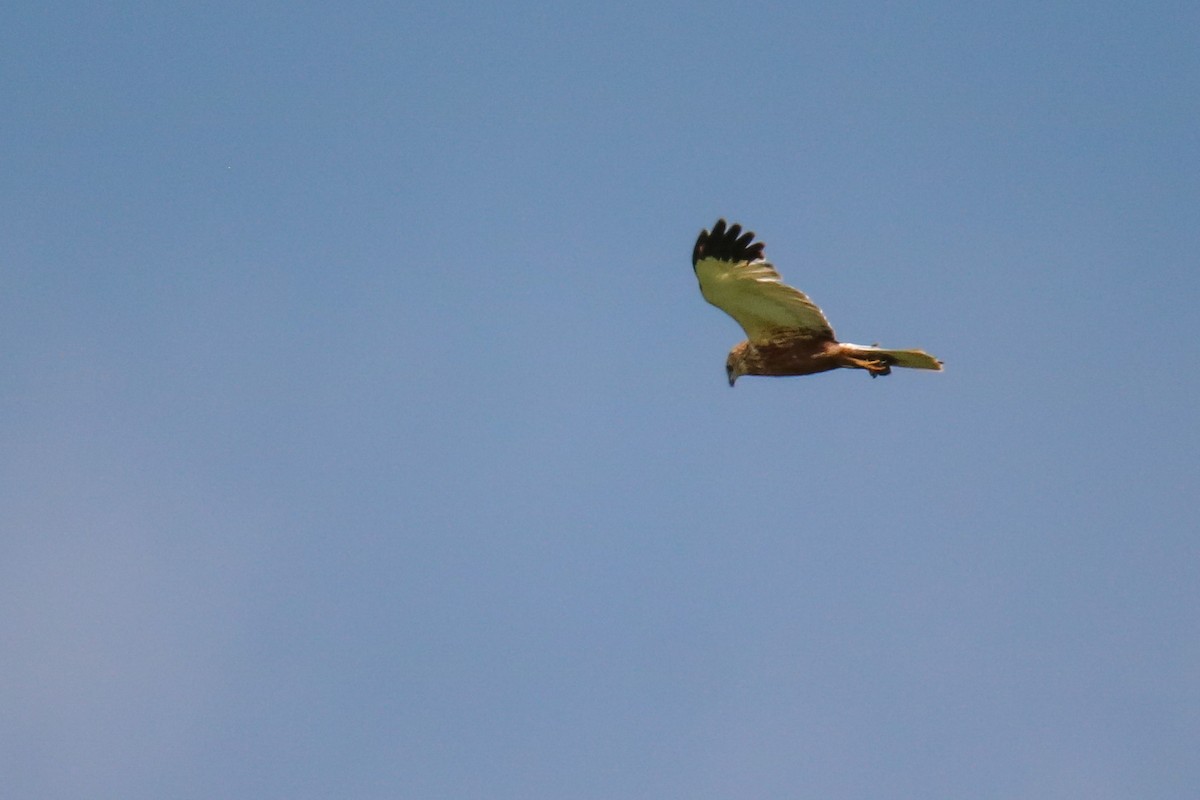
[692,219,943,386]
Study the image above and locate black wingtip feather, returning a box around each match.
[692,218,766,267]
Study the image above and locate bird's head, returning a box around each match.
[725,348,746,387]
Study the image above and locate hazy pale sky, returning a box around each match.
[3,2,1198,798]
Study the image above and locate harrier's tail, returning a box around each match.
[840,343,943,376]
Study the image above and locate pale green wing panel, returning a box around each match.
[693,256,834,342]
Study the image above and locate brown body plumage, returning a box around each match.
[691,220,942,385]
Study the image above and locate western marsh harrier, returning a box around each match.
[692,219,943,386]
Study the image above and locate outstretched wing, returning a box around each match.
[692,219,834,342]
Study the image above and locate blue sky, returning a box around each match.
[3,2,1198,797]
